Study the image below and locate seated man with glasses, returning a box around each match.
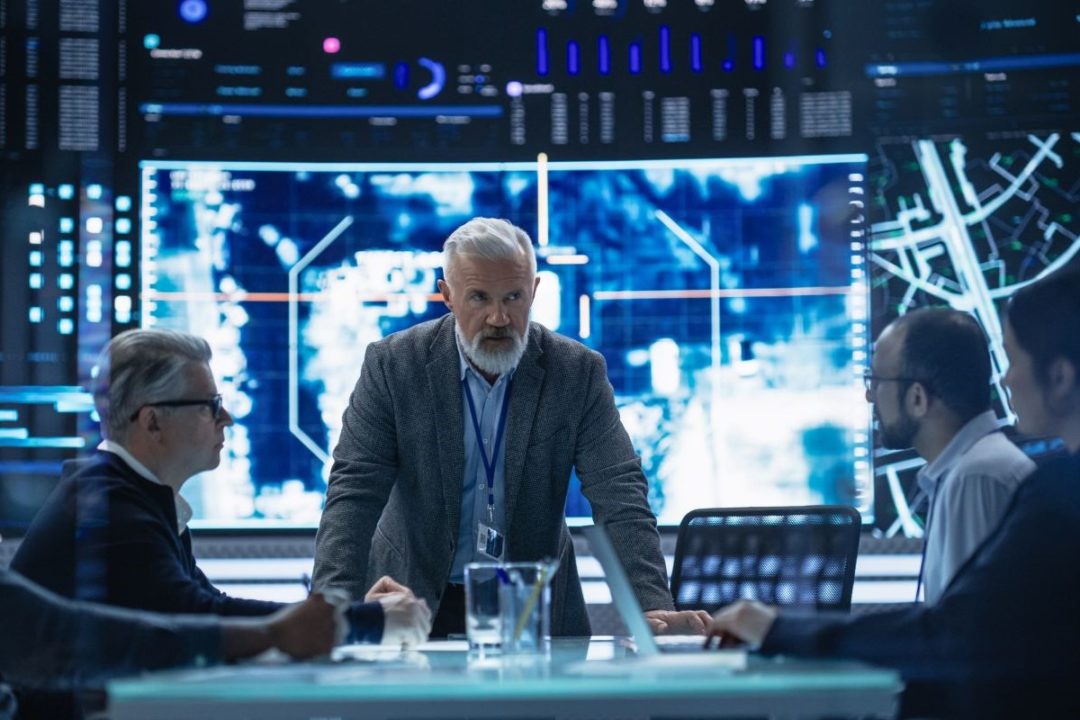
[12,329,431,647]
[862,307,1034,604]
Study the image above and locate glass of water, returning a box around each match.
[464,561,551,654]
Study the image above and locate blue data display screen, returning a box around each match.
[140,156,871,527]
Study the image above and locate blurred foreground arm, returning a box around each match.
[1,568,338,690]
[1,568,221,688]
[222,593,337,661]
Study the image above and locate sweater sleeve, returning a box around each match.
[99,486,284,617]
[346,601,385,644]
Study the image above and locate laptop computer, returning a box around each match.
[582,524,746,667]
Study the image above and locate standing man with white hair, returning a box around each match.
[315,217,707,637]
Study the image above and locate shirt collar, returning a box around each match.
[916,410,1002,494]
[97,439,193,535]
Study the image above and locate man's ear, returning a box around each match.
[1046,356,1078,412]
[906,381,931,419]
[524,274,541,308]
[437,278,453,312]
[137,406,163,439]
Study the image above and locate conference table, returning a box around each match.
[107,637,902,719]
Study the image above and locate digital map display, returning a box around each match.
[869,130,1080,533]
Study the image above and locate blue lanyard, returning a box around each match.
[462,374,513,523]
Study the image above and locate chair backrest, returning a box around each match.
[670,505,861,613]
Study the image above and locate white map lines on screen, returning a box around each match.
[288,215,354,467]
[653,210,724,473]
[870,132,1080,420]
[287,215,444,475]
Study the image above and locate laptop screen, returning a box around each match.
[582,525,662,656]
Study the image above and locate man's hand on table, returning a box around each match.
[704,600,778,648]
[379,592,432,648]
[644,609,713,635]
[365,575,415,602]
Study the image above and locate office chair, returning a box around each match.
[670,505,861,613]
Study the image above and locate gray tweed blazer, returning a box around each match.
[313,314,673,636]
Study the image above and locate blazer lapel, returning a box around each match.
[426,316,465,546]
[503,324,545,538]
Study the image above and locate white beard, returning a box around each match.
[456,322,527,378]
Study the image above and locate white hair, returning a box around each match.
[92,329,212,442]
[442,217,536,281]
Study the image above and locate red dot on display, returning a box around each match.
[323,37,341,54]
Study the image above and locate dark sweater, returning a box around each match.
[12,451,381,640]
[762,452,1080,718]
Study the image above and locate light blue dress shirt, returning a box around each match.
[449,337,514,584]
[916,410,1035,604]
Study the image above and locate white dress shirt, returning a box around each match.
[916,411,1035,604]
[97,440,193,536]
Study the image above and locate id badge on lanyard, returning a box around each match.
[477,522,505,560]
[463,375,512,561]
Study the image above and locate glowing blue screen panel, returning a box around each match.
[140,156,871,527]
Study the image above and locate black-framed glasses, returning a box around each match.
[862,369,922,393]
[129,394,224,422]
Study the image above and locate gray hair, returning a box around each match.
[93,328,212,442]
[442,217,536,282]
